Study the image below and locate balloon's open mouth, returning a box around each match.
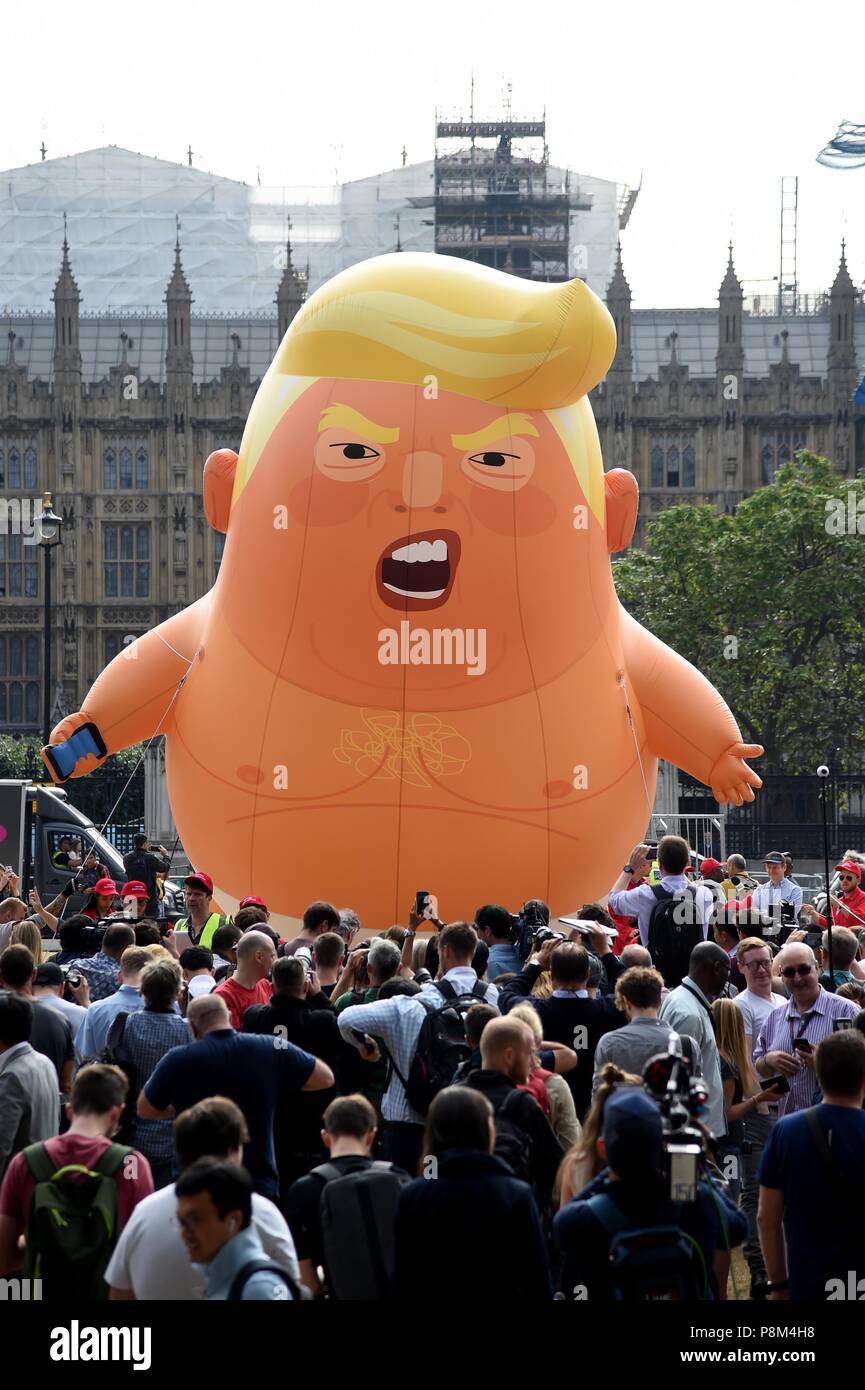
[376,529,461,611]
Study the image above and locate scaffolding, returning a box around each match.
[434,118,592,282]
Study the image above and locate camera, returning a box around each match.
[643,1033,708,1203]
[511,899,551,959]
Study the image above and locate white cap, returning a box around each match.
[187,974,217,998]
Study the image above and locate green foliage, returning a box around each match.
[613,453,865,772]
[0,736,145,825]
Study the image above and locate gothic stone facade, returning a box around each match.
[0,237,304,732]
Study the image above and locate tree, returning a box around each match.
[613,454,865,772]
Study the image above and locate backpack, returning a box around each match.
[586,1193,708,1300]
[647,885,703,988]
[100,1011,137,1144]
[385,979,490,1115]
[22,1141,132,1300]
[311,1161,408,1300]
[226,1258,306,1301]
[492,1088,534,1186]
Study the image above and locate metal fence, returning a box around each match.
[680,773,865,861]
[0,751,145,840]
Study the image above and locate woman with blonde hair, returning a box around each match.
[509,1003,581,1148]
[554,1062,641,1208]
[10,917,44,965]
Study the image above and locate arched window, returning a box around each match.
[666,445,680,488]
[119,447,133,489]
[650,445,664,488]
[24,446,37,489]
[136,526,150,597]
[682,445,695,488]
[10,637,22,676]
[105,634,120,666]
[135,445,149,489]
[0,638,5,676]
[25,635,39,675]
[778,442,791,466]
[8,447,20,488]
[10,683,23,723]
[761,444,774,485]
[25,682,38,724]
[104,447,117,489]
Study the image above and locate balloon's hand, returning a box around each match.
[41,714,108,783]
[709,743,764,807]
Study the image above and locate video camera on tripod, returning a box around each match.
[642,1032,708,1203]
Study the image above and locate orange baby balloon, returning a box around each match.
[42,254,761,932]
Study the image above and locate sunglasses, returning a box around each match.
[839,874,858,882]
[781,964,814,979]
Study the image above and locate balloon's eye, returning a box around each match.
[468,451,517,468]
[332,443,380,461]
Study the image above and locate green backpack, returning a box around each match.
[22,1142,131,1300]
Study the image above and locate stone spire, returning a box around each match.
[828,240,856,372]
[716,242,744,374]
[165,218,193,376]
[276,220,307,341]
[52,216,82,375]
[605,241,632,373]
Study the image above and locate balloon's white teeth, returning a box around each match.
[390,539,449,564]
[383,583,447,600]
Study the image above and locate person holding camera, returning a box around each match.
[553,1088,746,1300]
[475,904,523,981]
[754,942,860,1118]
[123,833,171,919]
[749,852,802,931]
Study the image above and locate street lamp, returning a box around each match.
[817,764,835,990]
[37,492,63,745]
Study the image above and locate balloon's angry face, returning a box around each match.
[222,378,612,707]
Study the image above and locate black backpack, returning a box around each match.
[100,1011,137,1144]
[310,1160,409,1299]
[492,1088,534,1186]
[385,979,490,1116]
[227,1259,306,1301]
[647,885,702,988]
[586,1193,708,1300]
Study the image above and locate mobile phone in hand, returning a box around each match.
[792,1038,813,1055]
[760,1073,790,1094]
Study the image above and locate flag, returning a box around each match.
[817,120,865,169]
[855,375,865,407]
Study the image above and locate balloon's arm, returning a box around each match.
[41,597,208,783]
[620,608,763,807]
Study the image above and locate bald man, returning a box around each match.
[462,1015,563,1208]
[138,993,333,1200]
[213,930,275,1029]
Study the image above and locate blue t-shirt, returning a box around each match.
[144,1028,316,1197]
[758,1103,865,1299]
[487,942,523,981]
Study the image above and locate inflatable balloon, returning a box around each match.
[43,253,762,931]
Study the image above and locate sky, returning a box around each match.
[5,0,864,307]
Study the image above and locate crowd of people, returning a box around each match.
[1,835,865,1302]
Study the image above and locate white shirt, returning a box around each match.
[733,989,786,1056]
[104,1181,300,1299]
[608,875,716,947]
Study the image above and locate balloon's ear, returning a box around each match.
[604,469,639,554]
[203,450,238,533]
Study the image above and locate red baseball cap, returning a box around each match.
[185,871,214,895]
[239,895,268,912]
[120,881,148,900]
[699,858,724,875]
[835,861,863,881]
[93,878,117,896]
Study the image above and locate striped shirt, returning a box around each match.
[753,986,860,1116]
[338,972,498,1124]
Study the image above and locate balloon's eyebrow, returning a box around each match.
[452,414,539,450]
[318,404,400,443]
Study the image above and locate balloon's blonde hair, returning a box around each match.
[232,252,615,520]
